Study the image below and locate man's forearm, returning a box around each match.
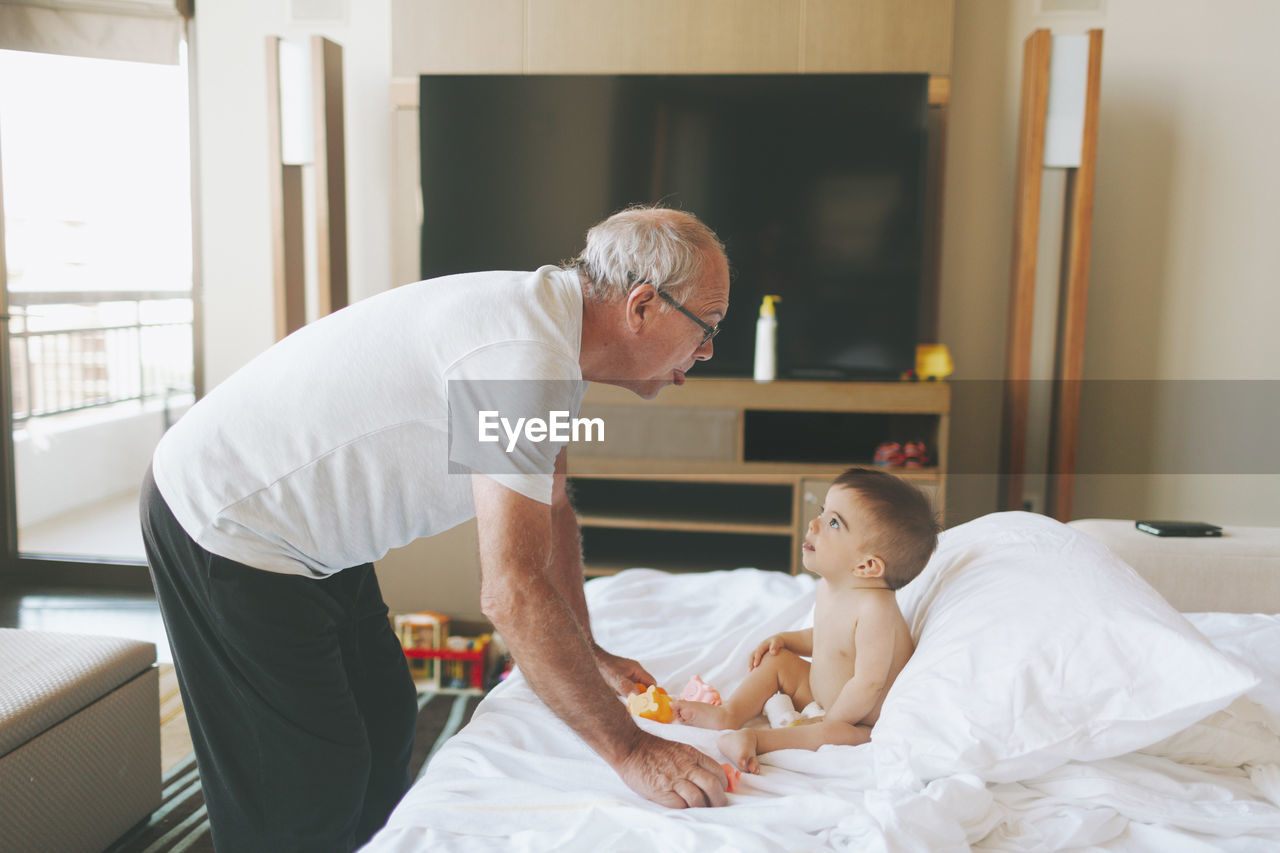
[484,557,637,762]
[473,473,635,763]
[549,498,593,639]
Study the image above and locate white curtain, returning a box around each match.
[0,0,187,65]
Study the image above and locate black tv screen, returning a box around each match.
[419,74,929,379]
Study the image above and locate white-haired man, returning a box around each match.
[141,206,732,852]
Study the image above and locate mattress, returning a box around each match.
[363,567,1280,852]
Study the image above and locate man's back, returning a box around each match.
[153,266,584,576]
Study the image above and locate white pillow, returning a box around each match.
[872,512,1259,787]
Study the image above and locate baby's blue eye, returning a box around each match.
[827,517,839,529]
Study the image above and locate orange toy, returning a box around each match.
[626,684,674,724]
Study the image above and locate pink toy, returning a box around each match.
[679,674,722,705]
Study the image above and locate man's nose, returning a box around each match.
[694,338,714,361]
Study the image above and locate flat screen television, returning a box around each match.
[419,74,930,379]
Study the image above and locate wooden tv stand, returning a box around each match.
[566,378,949,577]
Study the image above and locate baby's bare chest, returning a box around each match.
[809,625,857,707]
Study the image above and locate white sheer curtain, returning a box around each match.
[0,0,188,65]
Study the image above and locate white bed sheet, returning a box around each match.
[363,570,1280,852]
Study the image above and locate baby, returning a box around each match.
[674,467,939,772]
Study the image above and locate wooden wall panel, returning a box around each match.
[804,0,953,74]
[313,37,347,317]
[392,0,956,77]
[526,0,802,73]
[999,30,1052,511]
[1047,29,1104,522]
[391,0,525,75]
[266,37,305,341]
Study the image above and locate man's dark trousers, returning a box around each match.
[140,467,419,852]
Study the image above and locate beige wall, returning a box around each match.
[940,0,1280,526]
[380,0,958,619]
[195,0,1279,618]
[193,0,393,389]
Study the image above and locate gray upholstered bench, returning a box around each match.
[0,629,161,853]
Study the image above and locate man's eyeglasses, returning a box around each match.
[627,272,720,347]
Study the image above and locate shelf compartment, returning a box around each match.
[743,410,941,465]
[569,478,793,530]
[577,514,792,535]
[581,378,950,414]
[568,459,940,482]
[581,528,794,577]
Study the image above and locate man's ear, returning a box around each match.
[624,284,658,333]
[853,555,886,579]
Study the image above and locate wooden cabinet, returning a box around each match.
[567,379,949,577]
[804,0,955,74]
[391,0,955,76]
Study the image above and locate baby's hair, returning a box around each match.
[831,467,939,590]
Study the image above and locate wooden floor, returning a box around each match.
[158,663,193,773]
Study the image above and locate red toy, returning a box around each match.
[403,635,490,693]
[722,763,741,793]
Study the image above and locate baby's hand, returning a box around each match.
[749,635,785,670]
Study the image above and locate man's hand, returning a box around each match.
[593,644,656,697]
[614,730,729,808]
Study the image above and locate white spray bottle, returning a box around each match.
[753,294,781,382]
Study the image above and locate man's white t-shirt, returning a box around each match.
[152,266,587,578]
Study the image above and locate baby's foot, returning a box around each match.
[718,729,760,774]
[672,699,733,730]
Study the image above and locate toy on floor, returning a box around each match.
[626,684,674,723]
[401,631,491,694]
[679,674,722,705]
[394,610,449,686]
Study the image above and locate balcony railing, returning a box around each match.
[7,290,193,424]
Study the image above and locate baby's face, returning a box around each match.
[801,485,879,580]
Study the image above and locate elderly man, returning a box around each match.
[140,206,732,852]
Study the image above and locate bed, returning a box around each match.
[363,513,1280,851]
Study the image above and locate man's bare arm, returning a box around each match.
[471,473,726,808]
[548,447,591,632]
[548,449,655,695]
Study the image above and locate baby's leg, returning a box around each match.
[718,729,760,774]
[674,650,813,730]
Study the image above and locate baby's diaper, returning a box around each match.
[764,693,824,728]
